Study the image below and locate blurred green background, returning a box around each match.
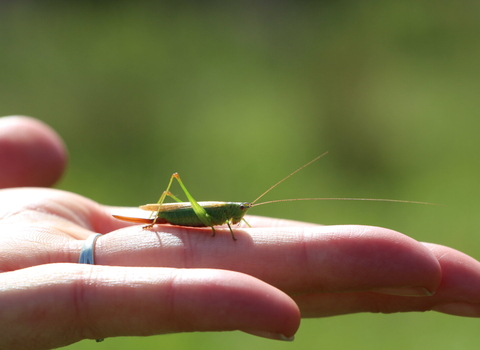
[2,1,480,349]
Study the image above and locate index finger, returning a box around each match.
[95,224,442,296]
[0,264,300,348]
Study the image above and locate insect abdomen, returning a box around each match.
[159,203,242,227]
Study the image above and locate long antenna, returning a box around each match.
[251,197,437,207]
[251,152,329,205]
[250,152,438,208]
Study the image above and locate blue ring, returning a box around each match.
[78,233,102,265]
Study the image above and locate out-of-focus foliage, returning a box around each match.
[1,1,480,349]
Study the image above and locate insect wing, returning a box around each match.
[140,201,228,212]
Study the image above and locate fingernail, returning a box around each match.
[243,330,295,341]
[433,302,480,317]
[374,287,434,297]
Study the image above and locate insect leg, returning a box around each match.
[226,222,237,241]
[164,191,182,203]
[144,174,179,228]
[242,218,252,228]
[170,173,216,231]
[172,174,240,240]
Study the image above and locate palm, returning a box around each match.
[1,116,480,350]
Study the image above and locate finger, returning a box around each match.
[0,264,300,349]
[0,116,67,188]
[96,224,442,295]
[427,243,480,316]
[294,243,480,318]
[0,190,442,296]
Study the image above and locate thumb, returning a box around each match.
[0,116,67,188]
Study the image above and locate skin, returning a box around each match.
[1,115,480,349]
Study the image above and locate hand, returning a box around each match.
[1,116,480,350]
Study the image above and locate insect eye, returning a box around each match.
[239,205,245,210]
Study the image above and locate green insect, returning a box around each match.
[113,152,430,240]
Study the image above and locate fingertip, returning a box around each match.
[168,269,301,337]
[0,116,68,188]
[242,330,296,341]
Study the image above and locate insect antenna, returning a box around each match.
[250,152,438,208]
[250,151,329,205]
[251,197,437,208]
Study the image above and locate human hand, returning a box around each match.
[1,116,480,350]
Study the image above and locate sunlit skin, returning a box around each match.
[2,116,480,350]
